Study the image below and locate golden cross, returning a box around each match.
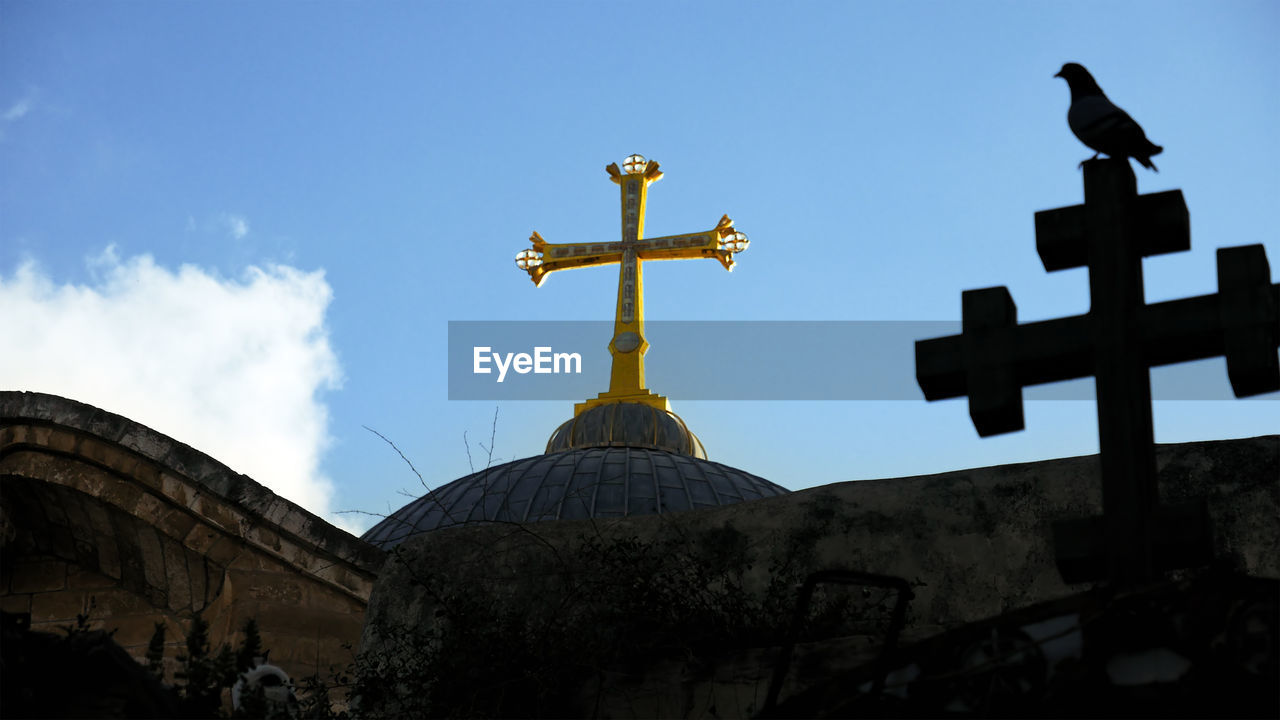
[515,154,749,414]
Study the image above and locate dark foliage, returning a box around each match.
[305,507,873,719]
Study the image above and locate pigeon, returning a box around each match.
[1055,63,1163,171]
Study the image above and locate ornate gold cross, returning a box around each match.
[515,154,749,414]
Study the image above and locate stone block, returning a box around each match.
[248,524,281,553]
[274,540,306,571]
[114,452,144,483]
[59,494,92,538]
[77,436,117,469]
[183,523,220,555]
[41,495,70,529]
[200,499,241,535]
[205,537,245,567]
[278,509,309,538]
[92,587,152,617]
[156,507,197,542]
[0,424,25,445]
[72,465,108,499]
[0,594,32,614]
[44,427,79,454]
[73,540,100,577]
[329,567,364,594]
[163,444,221,488]
[132,459,162,491]
[261,500,290,528]
[133,491,165,526]
[161,472,192,506]
[143,583,167,609]
[118,426,170,464]
[162,537,192,611]
[30,424,52,447]
[81,407,126,443]
[67,565,115,591]
[227,551,275,572]
[188,551,208,611]
[118,538,147,591]
[11,559,66,593]
[103,482,142,516]
[135,525,166,591]
[96,533,122,580]
[30,589,93,623]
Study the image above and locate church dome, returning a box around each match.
[546,402,707,458]
[360,446,788,550]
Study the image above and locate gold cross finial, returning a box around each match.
[515,155,749,414]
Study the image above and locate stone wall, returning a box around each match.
[362,434,1278,717]
[0,391,384,681]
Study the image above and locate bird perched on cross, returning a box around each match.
[1055,63,1163,172]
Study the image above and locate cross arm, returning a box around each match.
[1140,244,1279,396]
[915,287,1092,436]
[514,231,625,286]
[1035,189,1190,272]
[916,244,1279,436]
[638,215,744,270]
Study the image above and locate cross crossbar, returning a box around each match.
[516,157,749,414]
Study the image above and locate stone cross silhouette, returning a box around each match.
[916,158,1279,584]
[515,154,749,415]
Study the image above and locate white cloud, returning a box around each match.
[0,247,353,531]
[3,98,31,122]
[221,213,250,240]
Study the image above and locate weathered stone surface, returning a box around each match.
[29,587,93,623]
[92,587,154,617]
[1,391,383,680]
[66,565,115,591]
[185,548,209,611]
[11,560,66,594]
[0,594,31,613]
[363,434,1277,717]
[161,537,191,611]
[95,531,122,580]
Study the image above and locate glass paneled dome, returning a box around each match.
[361,445,788,550]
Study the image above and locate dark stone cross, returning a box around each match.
[916,158,1279,585]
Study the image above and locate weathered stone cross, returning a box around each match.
[515,154,749,415]
[916,159,1279,584]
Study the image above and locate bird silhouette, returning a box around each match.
[1055,63,1163,171]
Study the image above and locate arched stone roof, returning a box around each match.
[0,391,382,590]
[0,391,383,675]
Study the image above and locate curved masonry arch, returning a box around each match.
[0,391,383,679]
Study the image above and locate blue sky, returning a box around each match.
[3,1,1276,533]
